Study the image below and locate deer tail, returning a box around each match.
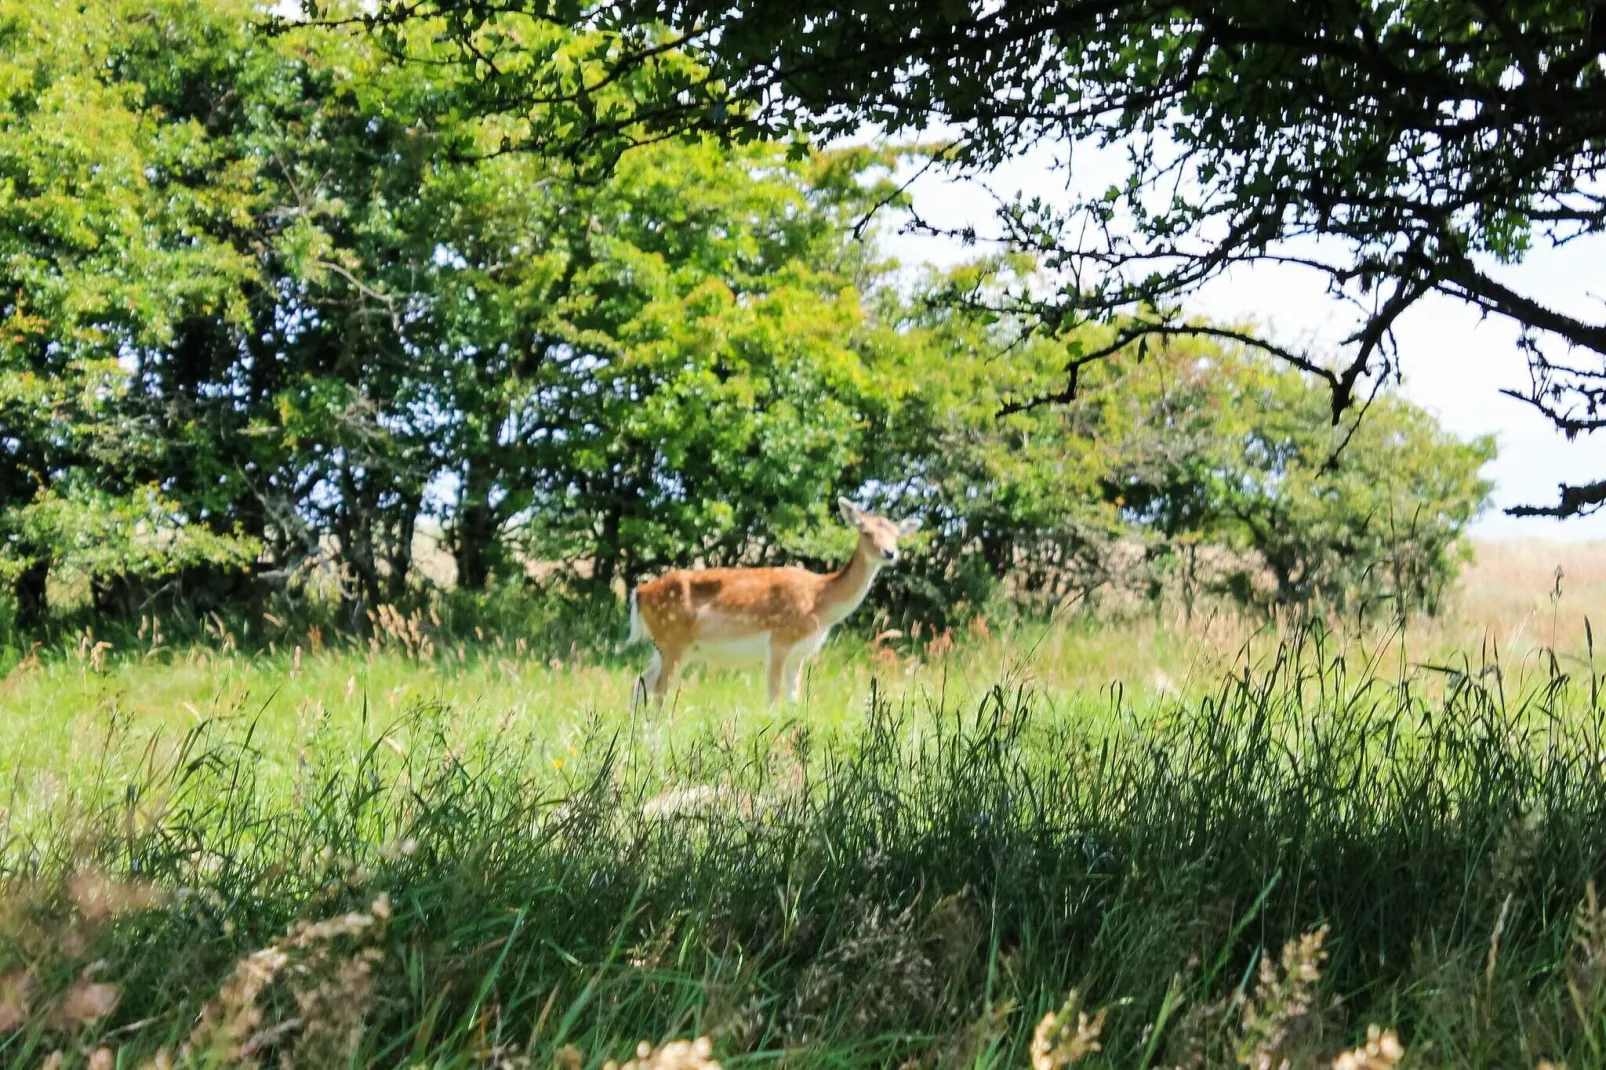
[626,586,644,644]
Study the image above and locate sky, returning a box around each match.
[875,140,1606,542]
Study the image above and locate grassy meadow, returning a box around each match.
[2,540,1605,1068]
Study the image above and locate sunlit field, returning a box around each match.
[1,541,1605,1068]
[4,538,1599,788]
[10,0,1606,1061]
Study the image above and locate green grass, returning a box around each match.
[0,608,1206,803]
[2,614,1606,1068]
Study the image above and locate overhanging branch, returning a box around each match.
[999,321,1340,415]
[1506,479,1606,518]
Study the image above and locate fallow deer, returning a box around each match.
[626,498,920,707]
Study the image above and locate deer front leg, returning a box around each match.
[767,641,795,706]
[786,628,827,703]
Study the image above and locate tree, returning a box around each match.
[866,263,1495,623]
[1103,346,1497,617]
[855,264,1127,623]
[0,0,493,620]
[0,0,915,629]
[0,0,1497,638]
[509,144,906,590]
[0,0,263,626]
[332,0,1606,518]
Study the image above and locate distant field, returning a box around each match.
[1454,538,1605,641]
[1,540,1604,1067]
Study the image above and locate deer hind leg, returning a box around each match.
[782,646,810,703]
[632,649,661,712]
[634,645,682,710]
[654,645,685,707]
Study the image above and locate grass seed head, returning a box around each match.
[68,869,163,922]
[0,969,35,1032]
[56,979,121,1027]
[1236,926,1331,1069]
[1029,990,1106,1069]
[602,1035,719,1070]
[1331,1025,1404,1070]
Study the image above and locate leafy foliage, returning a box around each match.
[0,0,264,625]
[1103,346,1497,617]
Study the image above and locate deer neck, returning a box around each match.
[818,542,881,625]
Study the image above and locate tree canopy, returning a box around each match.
[0,0,1494,638]
[327,0,1606,517]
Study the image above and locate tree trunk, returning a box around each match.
[12,554,49,634]
[384,505,417,603]
[453,463,498,590]
[1182,544,1198,624]
[593,503,622,594]
[454,502,496,590]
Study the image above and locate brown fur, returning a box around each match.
[638,568,831,643]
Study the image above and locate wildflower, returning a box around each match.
[88,1049,114,1070]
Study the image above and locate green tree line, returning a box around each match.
[0,0,1494,639]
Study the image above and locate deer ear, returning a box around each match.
[837,497,862,524]
[897,517,922,536]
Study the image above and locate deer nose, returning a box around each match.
[881,548,897,562]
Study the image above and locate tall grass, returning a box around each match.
[3,624,1606,1067]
